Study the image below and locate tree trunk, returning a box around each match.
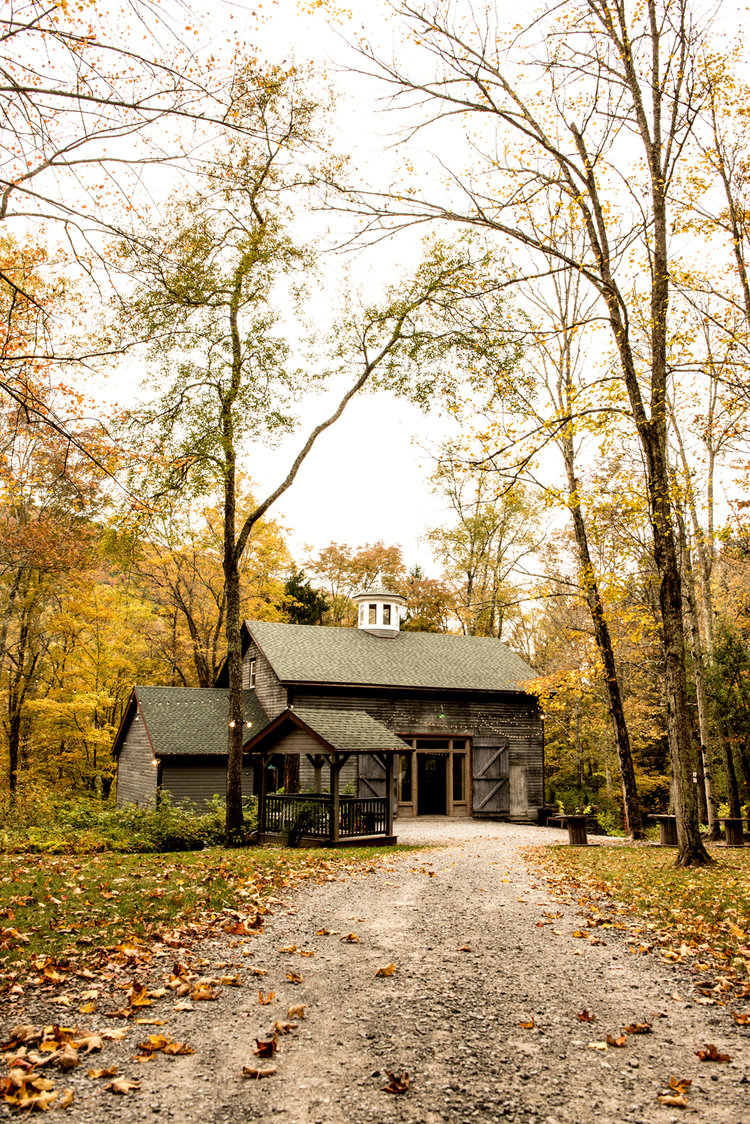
[677,514,720,839]
[695,745,708,824]
[284,755,300,794]
[563,455,643,838]
[720,728,742,820]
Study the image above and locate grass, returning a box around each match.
[534,843,750,989]
[0,844,415,980]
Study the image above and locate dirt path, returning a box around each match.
[7,822,750,1122]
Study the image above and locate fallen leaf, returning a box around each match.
[273,1021,298,1035]
[247,968,268,977]
[731,1011,750,1025]
[669,1077,692,1094]
[254,1035,278,1059]
[695,1043,731,1063]
[456,945,473,952]
[162,1043,194,1056]
[287,1005,307,1019]
[190,986,221,1001]
[375,963,396,977]
[606,1034,628,1048]
[242,1066,276,1079]
[341,934,359,943]
[279,945,298,953]
[106,1077,141,1095]
[87,1067,118,1080]
[623,1022,652,1034]
[518,1018,535,1029]
[285,972,303,984]
[57,1090,74,1109]
[576,1010,596,1022]
[382,1070,409,1094]
[587,1042,608,1051]
[656,1093,688,1107]
[258,991,276,1005]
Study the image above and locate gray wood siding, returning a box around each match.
[243,641,287,717]
[160,757,254,808]
[291,687,543,816]
[116,709,158,808]
[273,729,358,792]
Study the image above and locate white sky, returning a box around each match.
[88,0,750,570]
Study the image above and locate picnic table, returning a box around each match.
[720,817,745,848]
[551,814,588,846]
[647,814,677,847]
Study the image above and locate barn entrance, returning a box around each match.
[417,753,447,815]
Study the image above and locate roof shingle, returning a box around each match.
[246,621,536,693]
[132,687,268,757]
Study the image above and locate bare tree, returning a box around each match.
[347,0,713,863]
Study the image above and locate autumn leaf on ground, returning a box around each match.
[315,929,336,936]
[273,1022,298,1035]
[137,1034,170,1054]
[254,1035,278,1059]
[669,1077,692,1094]
[87,1067,118,1080]
[656,1093,688,1107]
[100,1030,127,1042]
[518,1018,535,1029]
[695,1043,731,1063]
[220,975,242,986]
[287,1005,307,1019]
[285,972,303,984]
[606,1034,627,1048]
[55,1044,80,1071]
[587,1042,608,1051]
[341,933,359,943]
[456,944,473,952]
[242,1066,277,1079]
[247,968,268,977]
[732,1011,750,1025]
[375,964,396,977]
[382,1070,409,1094]
[576,1010,596,1022]
[258,990,276,1005]
[57,1090,74,1109]
[163,1042,194,1056]
[190,985,221,1001]
[623,1022,652,1034]
[73,1032,104,1054]
[106,1077,141,1094]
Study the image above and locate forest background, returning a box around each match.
[2,0,750,843]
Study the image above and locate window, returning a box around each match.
[383,604,391,625]
[368,604,377,624]
[398,753,413,802]
[452,754,466,802]
[249,658,256,688]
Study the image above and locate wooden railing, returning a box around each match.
[263,793,388,838]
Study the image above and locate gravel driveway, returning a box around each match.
[5,820,749,1123]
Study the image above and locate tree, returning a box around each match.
[426,461,543,640]
[119,69,520,841]
[351,0,714,863]
[307,541,406,626]
[282,572,329,625]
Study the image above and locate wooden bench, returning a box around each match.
[647,814,677,847]
[551,814,588,846]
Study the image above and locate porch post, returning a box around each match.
[330,755,340,846]
[313,755,323,794]
[385,753,394,837]
[257,752,268,839]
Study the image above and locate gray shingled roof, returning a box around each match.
[132,687,268,757]
[246,621,536,693]
[291,707,411,752]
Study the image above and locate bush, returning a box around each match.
[0,790,258,854]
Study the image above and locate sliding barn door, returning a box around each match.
[471,742,510,815]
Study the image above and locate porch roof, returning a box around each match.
[244,705,411,756]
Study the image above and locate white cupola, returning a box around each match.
[352,581,407,639]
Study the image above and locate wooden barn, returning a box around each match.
[114,583,544,838]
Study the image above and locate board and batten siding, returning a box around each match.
[116,708,158,808]
[160,757,254,808]
[243,641,286,717]
[290,687,543,818]
[270,728,358,792]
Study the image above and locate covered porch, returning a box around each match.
[243,706,410,847]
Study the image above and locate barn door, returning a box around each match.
[358,753,386,798]
[472,743,510,815]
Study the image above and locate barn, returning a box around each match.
[113,583,543,838]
